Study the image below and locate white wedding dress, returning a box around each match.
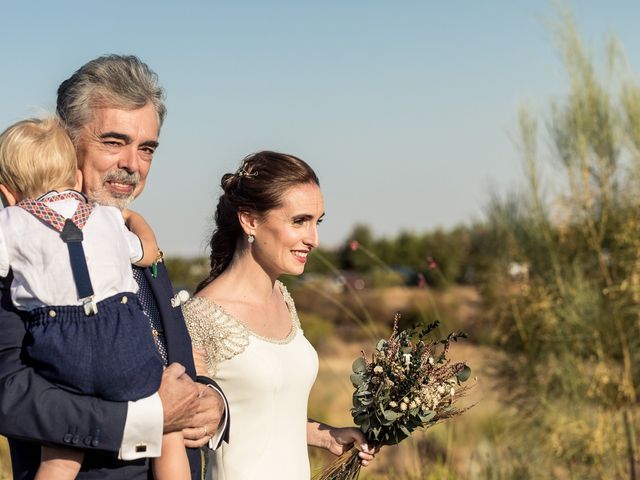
[183,282,319,480]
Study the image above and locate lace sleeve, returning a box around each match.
[182,297,250,376]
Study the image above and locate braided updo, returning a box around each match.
[195,151,319,292]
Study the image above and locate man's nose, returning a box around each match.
[118,146,140,173]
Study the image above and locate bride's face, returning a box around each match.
[252,182,324,278]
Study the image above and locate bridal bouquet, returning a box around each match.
[314,314,472,480]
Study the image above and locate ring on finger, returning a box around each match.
[203,425,209,437]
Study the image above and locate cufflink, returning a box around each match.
[135,443,147,453]
[171,290,190,308]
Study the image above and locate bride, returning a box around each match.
[183,151,376,479]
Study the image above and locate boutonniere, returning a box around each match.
[151,248,164,278]
[171,290,190,308]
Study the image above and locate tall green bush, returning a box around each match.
[481,9,640,478]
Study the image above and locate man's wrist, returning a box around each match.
[118,393,163,460]
[205,383,229,449]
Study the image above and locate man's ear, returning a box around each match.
[238,210,259,235]
[73,169,83,191]
[0,184,18,207]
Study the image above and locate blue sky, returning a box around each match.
[2,1,639,255]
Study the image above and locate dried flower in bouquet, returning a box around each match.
[313,314,472,480]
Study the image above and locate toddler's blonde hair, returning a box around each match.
[0,117,77,199]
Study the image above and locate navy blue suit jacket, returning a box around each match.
[0,263,228,479]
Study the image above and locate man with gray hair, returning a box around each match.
[0,54,228,480]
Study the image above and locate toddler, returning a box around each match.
[0,117,189,479]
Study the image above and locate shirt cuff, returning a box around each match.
[118,393,163,460]
[207,384,229,449]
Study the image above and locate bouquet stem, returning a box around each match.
[312,447,362,480]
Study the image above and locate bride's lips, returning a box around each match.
[292,250,309,264]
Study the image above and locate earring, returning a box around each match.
[247,234,255,244]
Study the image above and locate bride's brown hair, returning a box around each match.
[195,151,319,293]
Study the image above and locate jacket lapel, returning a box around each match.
[142,263,196,379]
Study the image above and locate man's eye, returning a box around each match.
[293,218,305,225]
[141,147,156,155]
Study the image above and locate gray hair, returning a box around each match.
[56,54,167,143]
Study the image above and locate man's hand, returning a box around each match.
[158,363,200,433]
[182,383,225,448]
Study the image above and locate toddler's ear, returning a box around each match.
[0,184,18,207]
[74,170,83,191]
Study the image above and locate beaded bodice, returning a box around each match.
[182,281,302,376]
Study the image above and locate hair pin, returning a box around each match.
[237,168,258,178]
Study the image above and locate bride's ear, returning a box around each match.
[238,210,259,235]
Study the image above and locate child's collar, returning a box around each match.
[37,189,88,203]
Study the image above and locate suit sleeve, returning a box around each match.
[0,272,128,453]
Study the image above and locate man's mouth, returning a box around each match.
[103,170,140,198]
[105,180,136,195]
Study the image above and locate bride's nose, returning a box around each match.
[303,225,319,249]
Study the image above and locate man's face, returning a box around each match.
[75,103,159,209]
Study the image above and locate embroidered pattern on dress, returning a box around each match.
[182,281,301,376]
[183,297,251,376]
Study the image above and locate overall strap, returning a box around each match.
[18,197,98,314]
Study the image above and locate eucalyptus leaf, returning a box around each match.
[456,365,471,382]
[354,412,368,425]
[419,410,436,423]
[352,357,367,373]
[350,373,364,387]
[360,417,371,433]
[383,410,402,421]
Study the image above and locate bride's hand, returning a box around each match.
[326,427,377,467]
